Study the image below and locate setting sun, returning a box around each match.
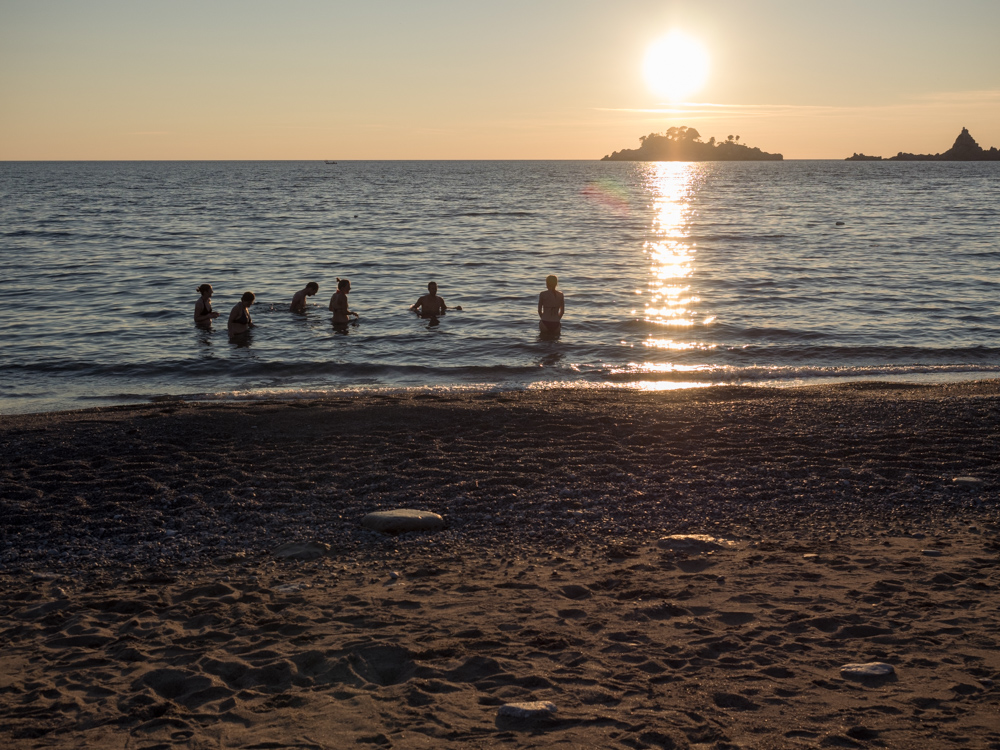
[643,31,710,102]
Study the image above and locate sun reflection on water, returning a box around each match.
[642,163,709,350]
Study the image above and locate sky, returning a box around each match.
[1,0,998,160]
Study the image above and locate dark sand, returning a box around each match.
[1,383,999,748]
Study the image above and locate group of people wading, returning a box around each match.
[194,276,565,339]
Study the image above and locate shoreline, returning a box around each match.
[2,381,998,747]
[6,368,1000,419]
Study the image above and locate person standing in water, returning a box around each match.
[538,274,564,335]
[329,278,358,329]
[410,281,448,318]
[290,281,319,312]
[228,291,256,338]
[194,284,220,326]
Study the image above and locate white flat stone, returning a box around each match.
[362,509,445,533]
[271,541,330,560]
[657,534,734,553]
[840,662,895,678]
[497,701,557,719]
[274,583,309,593]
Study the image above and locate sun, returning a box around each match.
[643,31,710,102]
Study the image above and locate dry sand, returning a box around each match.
[1,383,999,748]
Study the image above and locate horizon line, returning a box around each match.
[0,157,985,163]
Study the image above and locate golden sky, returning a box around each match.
[2,0,998,160]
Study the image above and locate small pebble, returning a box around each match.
[497,701,557,719]
[840,662,895,678]
[922,549,942,557]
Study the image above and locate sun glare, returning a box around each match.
[643,31,710,102]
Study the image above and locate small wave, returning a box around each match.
[600,362,1000,384]
[127,365,1000,407]
[4,229,74,238]
[184,382,528,403]
[450,211,535,218]
[685,233,787,242]
[0,358,550,381]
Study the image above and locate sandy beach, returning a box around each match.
[1,383,999,749]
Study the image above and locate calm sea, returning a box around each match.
[1,160,998,414]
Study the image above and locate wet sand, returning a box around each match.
[1,383,999,748]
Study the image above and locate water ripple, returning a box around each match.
[1,160,998,413]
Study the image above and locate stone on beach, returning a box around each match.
[840,662,895,679]
[657,534,733,553]
[213,551,247,565]
[952,476,982,487]
[362,509,445,533]
[497,701,557,719]
[271,541,330,560]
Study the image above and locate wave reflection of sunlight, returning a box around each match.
[642,163,707,350]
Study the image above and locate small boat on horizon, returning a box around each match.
[325,160,337,164]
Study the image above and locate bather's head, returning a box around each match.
[546,275,558,291]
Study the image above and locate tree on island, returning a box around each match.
[602,128,781,161]
[846,128,1000,161]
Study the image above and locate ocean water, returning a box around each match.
[1,160,998,414]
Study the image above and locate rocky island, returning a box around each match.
[846,127,1000,161]
[602,126,783,161]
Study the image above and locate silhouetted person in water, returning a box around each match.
[228,291,255,338]
[194,284,220,326]
[538,275,564,336]
[411,282,448,319]
[290,281,319,312]
[329,278,358,330]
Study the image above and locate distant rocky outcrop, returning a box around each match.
[602,127,782,161]
[845,128,1000,161]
